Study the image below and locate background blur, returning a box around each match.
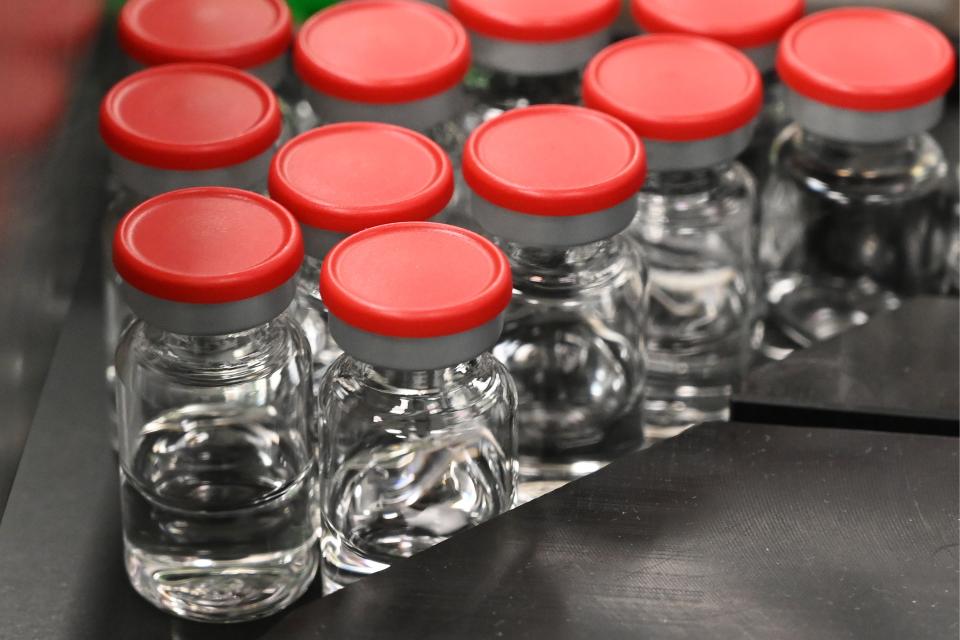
[0,0,955,515]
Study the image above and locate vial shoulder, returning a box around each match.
[769,125,948,202]
[117,317,310,388]
[508,236,647,298]
[318,353,515,423]
[637,164,756,228]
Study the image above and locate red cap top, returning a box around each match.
[463,105,646,216]
[119,0,293,69]
[631,0,804,49]
[448,0,619,43]
[777,8,956,112]
[269,123,454,234]
[321,223,512,338]
[294,0,470,104]
[583,35,762,142]
[114,188,303,305]
[100,63,282,171]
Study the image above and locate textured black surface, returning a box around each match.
[735,297,960,433]
[1,255,957,640]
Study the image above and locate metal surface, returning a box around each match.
[735,297,959,433]
[0,250,956,638]
[0,24,110,515]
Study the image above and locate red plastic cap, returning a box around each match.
[448,0,619,43]
[100,63,282,171]
[270,123,454,233]
[114,188,303,305]
[321,223,513,338]
[119,0,292,69]
[583,35,762,142]
[294,0,470,104]
[631,0,804,49]
[463,105,646,216]
[777,8,955,112]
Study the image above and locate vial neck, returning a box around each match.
[298,254,323,297]
[761,69,780,88]
[146,321,277,357]
[467,67,581,106]
[368,366,449,391]
[794,127,921,161]
[496,238,615,272]
[644,166,728,197]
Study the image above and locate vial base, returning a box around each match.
[125,540,317,623]
[321,428,515,590]
[516,409,644,503]
[120,405,318,622]
[518,457,613,504]
[763,274,902,352]
[319,535,393,595]
[641,377,733,442]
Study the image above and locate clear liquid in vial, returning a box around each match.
[642,266,750,438]
[122,404,318,623]
[321,425,511,592]
[495,316,644,498]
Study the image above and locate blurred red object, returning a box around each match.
[0,0,102,58]
[0,56,68,156]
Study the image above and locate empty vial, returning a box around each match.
[630,0,804,184]
[268,122,455,380]
[463,105,648,500]
[449,0,619,126]
[760,8,954,352]
[118,0,312,133]
[100,63,283,427]
[293,0,469,208]
[584,35,761,437]
[317,222,518,591]
[113,188,317,622]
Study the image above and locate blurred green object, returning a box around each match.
[287,0,339,23]
[105,0,339,22]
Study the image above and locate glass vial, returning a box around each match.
[268,122,455,383]
[760,8,954,355]
[113,188,318,622]
[100,63,283,431]
[316,222,518,592]
[448,0,618,127]
[293,0,472,225]
[630,0,804,185]
[584,34,761,437]
[463,105,648,500]
[118,0,313,135]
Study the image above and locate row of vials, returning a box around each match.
[100,0,956,623]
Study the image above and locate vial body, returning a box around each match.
[102,183,143,424]
[760,125,949,349]
[493,237,647,498]
[739,73,790,185]
[292,254,343,383]
[633,163,756,437]
[115,317,319,623]
[318,353,517,592]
